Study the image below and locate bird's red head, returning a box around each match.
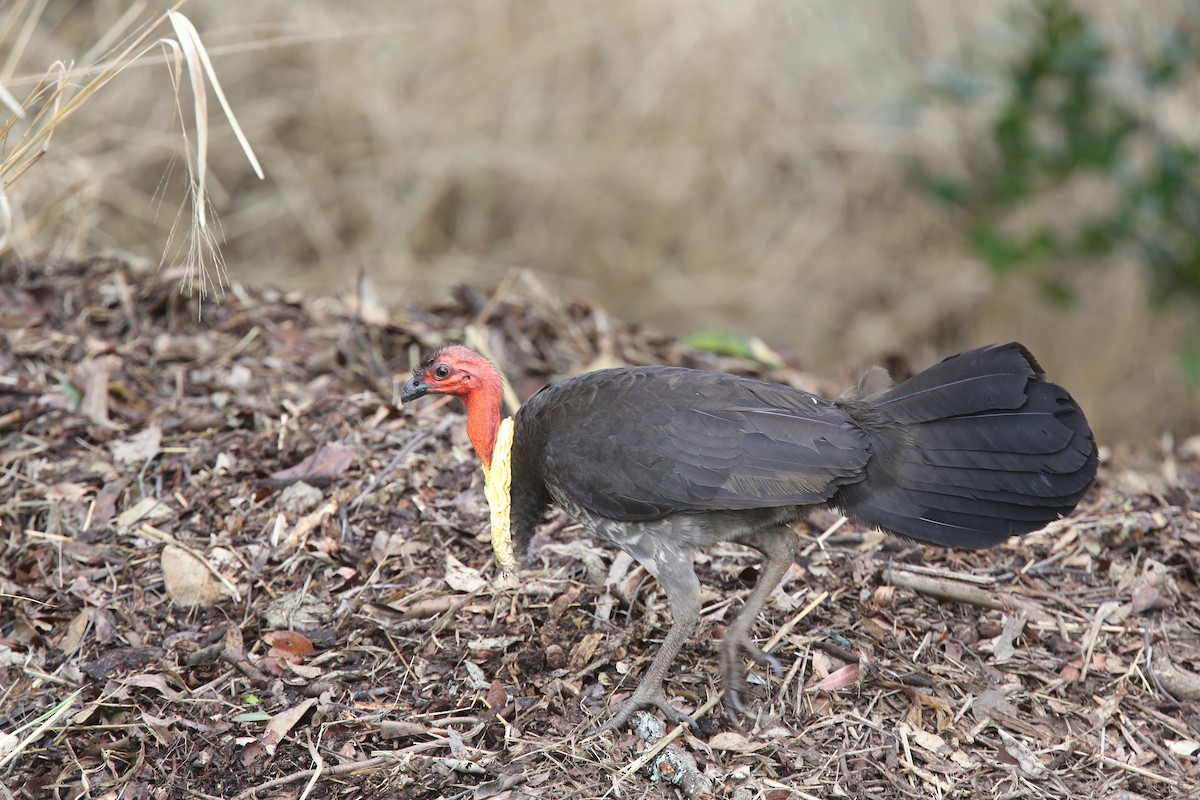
[402,345,505,467]
[403,345,500,401]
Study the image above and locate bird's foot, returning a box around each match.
[719,633,783,717]
[588,679,698,736]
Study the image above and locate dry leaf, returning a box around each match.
[464,660,490,690]
[998,729,1045,777]
[57,608,91,654]
[984,613,1026,663]
[270,443,355,485]
[709,731,766,753]
[445,554,487,593]
[140,710,176,746]
[1167,739,1200,757]
[161,545,228,608]
[1153,651,1200,700]
[261,698,316,756]
[122,673,181,700]
[276,498,339,551]
[907,727,950,756]
[117,497,173,528]
[811,663,858,692]
[111,425,163,465]
[263,630,315,663]
[46,482,91,502]
[568,632,604,670]
[485,680,508,710]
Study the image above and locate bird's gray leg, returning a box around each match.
[592,552,702,734]
[721,528,796,717]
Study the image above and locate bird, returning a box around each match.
[401,342,1097,731]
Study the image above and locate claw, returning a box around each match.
[743,640,783,677]
[719,632,783,720]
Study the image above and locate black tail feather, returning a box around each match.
[834,343,1098,549]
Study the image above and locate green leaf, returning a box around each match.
[683,333,786,368]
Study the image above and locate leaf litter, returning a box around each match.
[0,257,1198,799]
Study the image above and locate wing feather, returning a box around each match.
[520,366,870,522]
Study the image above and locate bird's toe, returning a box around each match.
[589,681,698,736]
[719,633,784,719]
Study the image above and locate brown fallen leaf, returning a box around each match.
[708,731,766,753]
[121,673,182,700]
[445,553,487,593]
[46,482,91,503]
[263,630,315,663]
[485,679,508,710]
[1153,650,1200,700]
[117,497,174,528]
[811,663,859,692]
[91,477,132,527]
[568,632,604,670]
[269,443,355,485]
[261,698,317,756]
[56,608,91,655]
[161,545,229,608]
[110,425,163,466]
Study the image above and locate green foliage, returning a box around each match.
[916,0,1200,325]
[682,332,786,368]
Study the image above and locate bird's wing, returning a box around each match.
[533,367,872,521]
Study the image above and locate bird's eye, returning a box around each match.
[434,364,451,380]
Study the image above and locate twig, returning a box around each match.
[884,565,1046,621]
[764,590,830,652]
[1095,754,1180,787]
[297,734,324,800]
[814,515,848,547]
[1079,600,1121,682]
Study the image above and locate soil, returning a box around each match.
[2,257,1198,799]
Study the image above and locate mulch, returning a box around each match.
[2,257,1198,799]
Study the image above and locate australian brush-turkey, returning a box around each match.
[401,343,1097,730]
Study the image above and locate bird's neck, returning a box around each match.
[463,383,505,468]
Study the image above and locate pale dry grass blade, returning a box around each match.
[158,10,264,298]
[0,82,24,118]
[0,0,47,82]
[167,11,264,181]
[0,186,12,250]
[0,3,263,303]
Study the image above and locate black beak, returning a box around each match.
[401,376,431,403]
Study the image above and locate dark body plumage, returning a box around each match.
[407,342,1097,730]
[509,343,1095,559]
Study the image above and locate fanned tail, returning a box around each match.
[833,343,1097,548]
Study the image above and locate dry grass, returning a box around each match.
[0,1,261,297]
[3,1,1199,440]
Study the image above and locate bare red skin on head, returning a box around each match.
[419,346,504,467]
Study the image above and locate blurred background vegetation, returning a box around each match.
[4,0,1198,442]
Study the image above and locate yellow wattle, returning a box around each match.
[481,416,516,573]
